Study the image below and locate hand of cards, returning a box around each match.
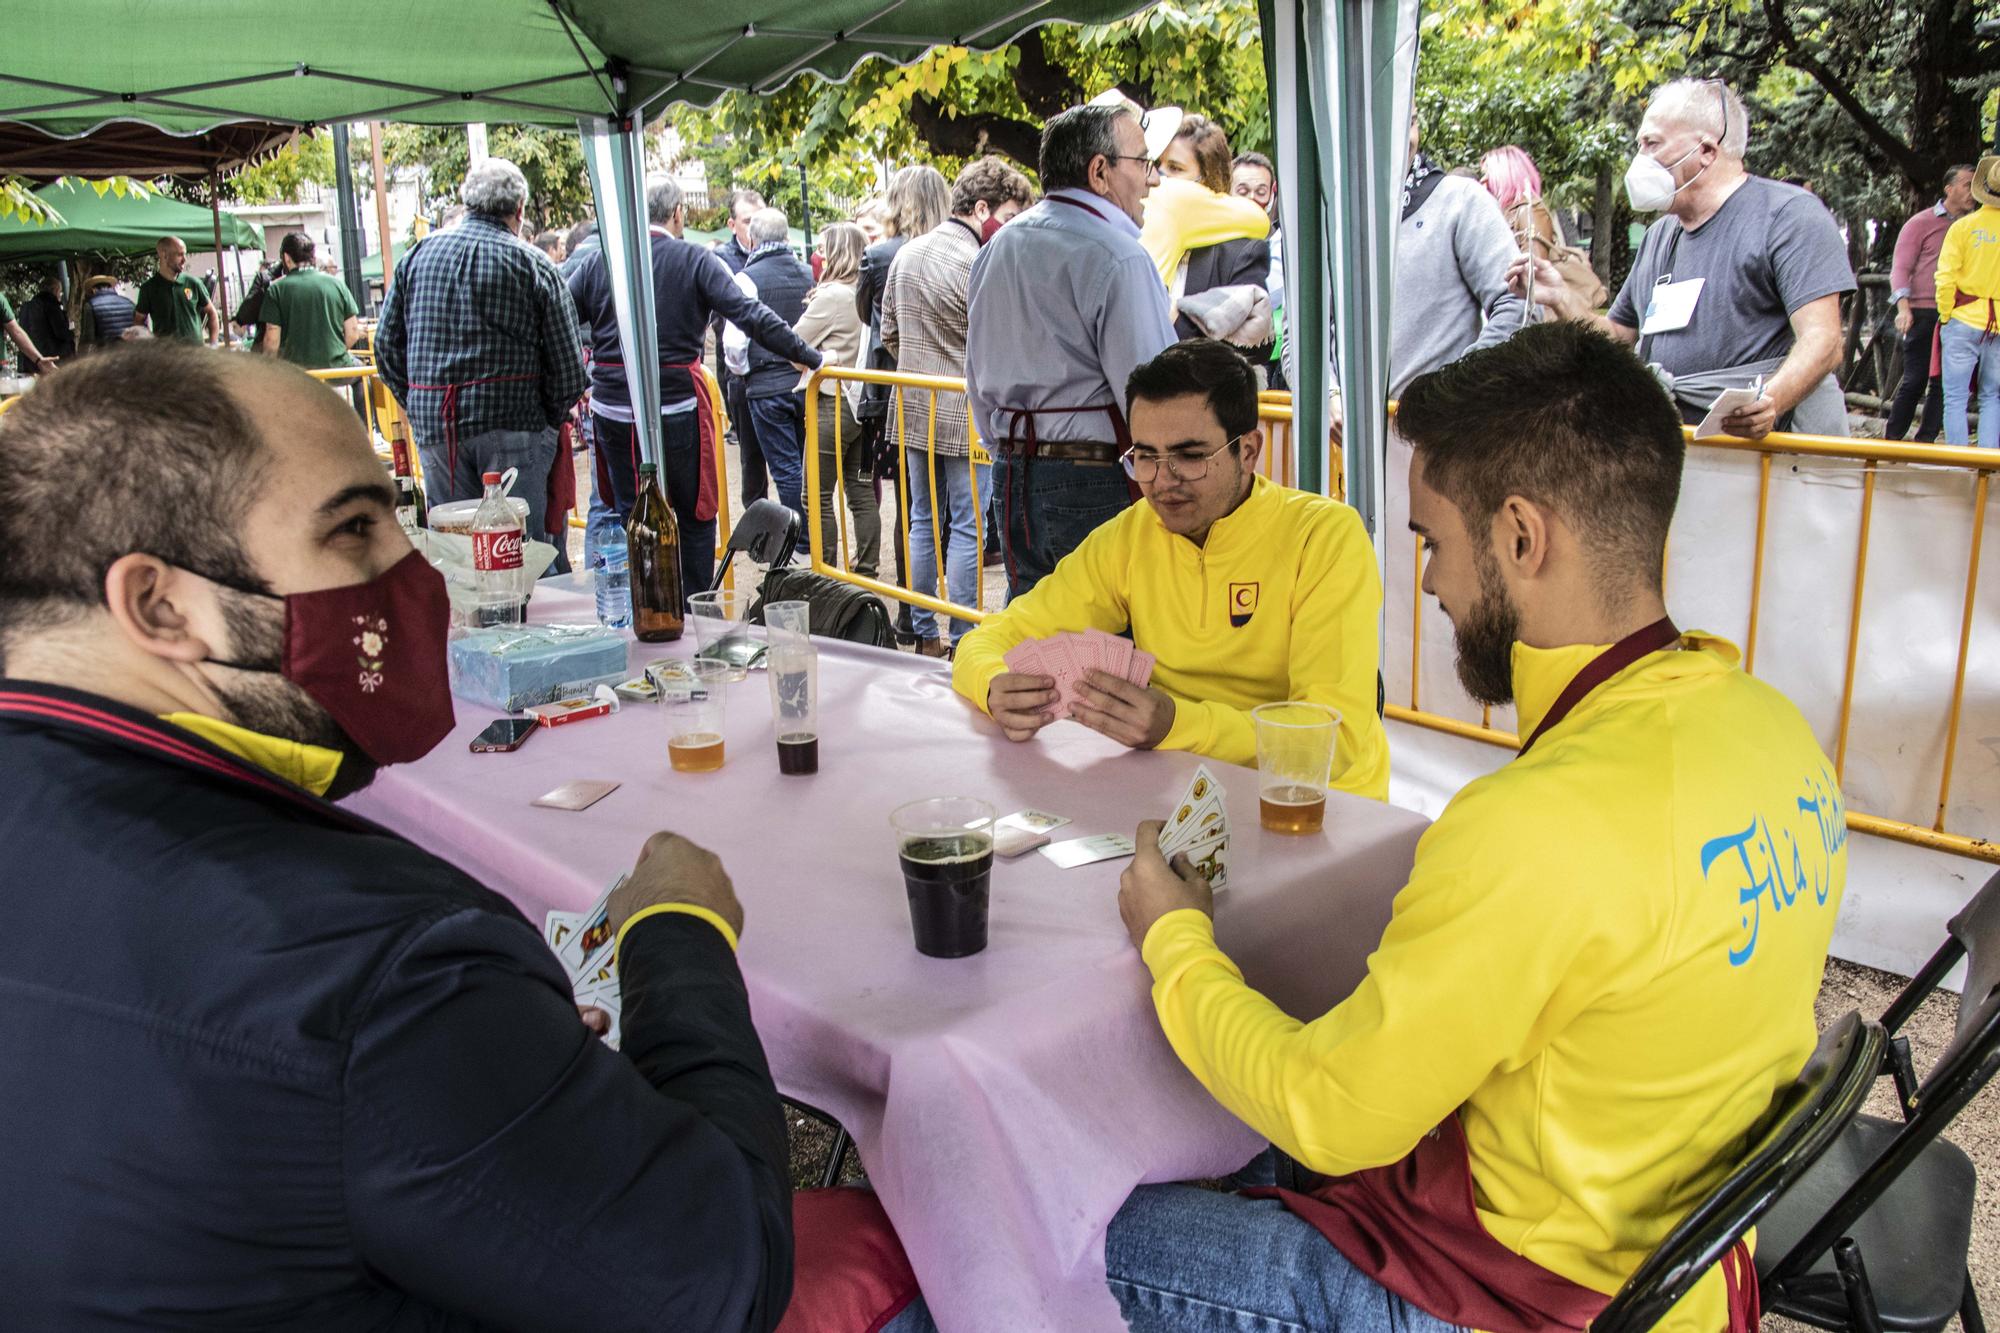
[1158,764,1230,890]
[544,876,627,1048]
[1003,628,1155,720]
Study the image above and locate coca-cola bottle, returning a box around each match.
[627,462,684,642]
[471,470,525,627]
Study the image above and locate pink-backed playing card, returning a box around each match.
[1128,647,1156,689]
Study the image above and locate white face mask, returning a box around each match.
[1625,142,1706,212]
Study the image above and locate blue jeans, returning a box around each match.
[746,390,807,531]
[1940,317,1998,447]
[579,413,621,567]
[905,446,991,642]
[993,452,1133,599]
[419,424,570,575]
[883,1184,1462,1333]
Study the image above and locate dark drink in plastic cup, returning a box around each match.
[889,798,996,959]
[776,733,818,774]
[898,832,993,958]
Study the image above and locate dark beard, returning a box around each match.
[1451,548,1522,707]
[208,587,381,798]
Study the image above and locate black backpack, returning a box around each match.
[751,568,896,650]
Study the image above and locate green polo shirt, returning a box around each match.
[135,272,211,343]
[264,269,360,370]
[0,292,14,324]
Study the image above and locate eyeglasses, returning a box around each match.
[1107,154,1161,172]
[1120,436,1243,482]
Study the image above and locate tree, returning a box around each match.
[669,0,1272,205]
[377,125,596,230]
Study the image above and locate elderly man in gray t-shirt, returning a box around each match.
[1512,78,1854,439]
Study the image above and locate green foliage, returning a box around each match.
[379,124,599,231]
[230,132,339,205]
[671,0,1273,203]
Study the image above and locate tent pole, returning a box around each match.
[369,122,396,299]
[331,123,368,309]
[207,170,229,344]
[580,116,663,473]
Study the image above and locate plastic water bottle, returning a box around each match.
[470,470,526,627]
[594,529,631,629]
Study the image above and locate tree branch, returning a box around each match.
[1759,0,1930,187]
[907,96,1043,170]
[1010,27,1082,120]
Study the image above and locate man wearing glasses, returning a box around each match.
[1510,77,1853,439]
[952,339,1389,799]
[965,101,1180,597]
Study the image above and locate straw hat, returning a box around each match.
[1972,156,2000,209]
[1088,88,1184,161]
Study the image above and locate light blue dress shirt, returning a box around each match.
[965,188,1177,445]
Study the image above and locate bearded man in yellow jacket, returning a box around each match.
[952,338,1390,800]
[1111,321,1845,1333]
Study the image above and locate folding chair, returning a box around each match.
[709,498,799,595]
[1593,1010,1888,1333]
[1755,868,2000,1333]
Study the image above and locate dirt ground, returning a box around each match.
[573,441,1994,1324]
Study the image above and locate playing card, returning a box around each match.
[1038,833,1137,868]
[997,808,1072,834]
[1127,647,1156,689]
[543,908,581,953]
[1003,639,1050,679]
[553,876,625,978]
[1180,832,1231,891]
[532,779,621,811]
[993,823,1053,858]
[1161,793,1228,856]
[1097,630,1135,683]
[574,976,623,1048]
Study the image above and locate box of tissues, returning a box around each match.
[448,623,630,713]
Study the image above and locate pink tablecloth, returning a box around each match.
[347,578,1429,1332]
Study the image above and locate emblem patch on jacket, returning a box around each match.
[1228,581,1259,628]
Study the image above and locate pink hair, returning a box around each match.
[1479,146,1542,213]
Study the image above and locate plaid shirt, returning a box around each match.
[879,219,980,457]
[376,213,586,447]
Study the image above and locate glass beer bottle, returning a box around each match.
[627,462,685,643]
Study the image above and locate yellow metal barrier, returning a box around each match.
[1391,424,2000,866]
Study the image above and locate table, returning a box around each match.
[347,576,1431,1332]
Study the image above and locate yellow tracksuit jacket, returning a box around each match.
[1141,633,1846,1332]
[952,474,1391,799]
[1936,202,2000,331]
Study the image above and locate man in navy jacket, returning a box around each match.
[568,177,820,599]
[0,343,793,1330]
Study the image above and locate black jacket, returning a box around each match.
[566,230,819,416]
[0,681,793,1331]
[739,245,814,399]
[17,289,73,366]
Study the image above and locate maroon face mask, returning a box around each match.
[203,549,457,767]
[980,214,1006,244]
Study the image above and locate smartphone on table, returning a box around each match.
[470,717,538,753]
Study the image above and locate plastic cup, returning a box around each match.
[1252,702,1339,834]
[764,599,811,649]
[889,797,995,958]
[663,659,732,772]
[688,589,756,681]
[768,641,819,775]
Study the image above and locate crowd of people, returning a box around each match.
[0,72,1991,1332]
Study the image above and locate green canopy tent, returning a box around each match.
[0,0,1417,541]
[0,179,260,260]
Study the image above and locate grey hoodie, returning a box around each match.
[1389,174,1526,398]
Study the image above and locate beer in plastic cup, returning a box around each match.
[1252,702,1339,834]
[889,797,995,958]
[664,660,732,772]
[688,589,755,681]
[768,640,818,775]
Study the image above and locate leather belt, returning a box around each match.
[997,439,1122,465]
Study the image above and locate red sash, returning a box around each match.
[592,359,721,524]
[1518,617,1680,755]
[1250,1116,1759,1333]
[403,372,540,481]
[546,418,577,538]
